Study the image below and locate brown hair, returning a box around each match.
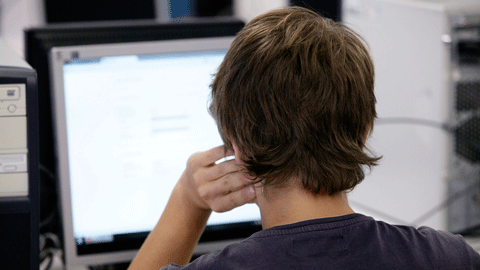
[209,6,380,195]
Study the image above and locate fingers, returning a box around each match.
[183,145,257,213]
[188,145,232,170]
[198,169,251,198]
[197,165,256,213]
[207,184,256,213]
[197,159,240,183]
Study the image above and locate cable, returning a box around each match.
[375,117,453,132]
[39,248,56,270]
[39,164,56,181]
[349,199,410,225]
[40,233,63,270]
[43,232,61,248]
[39,164,58,229]
[367,117,480,228]
[350,179,480,229]
[410,180,480,227]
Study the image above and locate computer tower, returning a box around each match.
[447,14,480,234]
[0,39,39,269]
[342,0,480,232]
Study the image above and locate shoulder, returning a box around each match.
[160,253,219,270]
[416,226,480,268]
[367,221,480,269]
[161,216,480,270]
[160,237,265,270]
[337,216,480,269]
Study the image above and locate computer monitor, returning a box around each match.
[24,16,244,243]
[49,37,262,268]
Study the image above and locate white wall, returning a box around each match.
[342,0,480,231]
[234,0,289,23]
[0,0,45,58]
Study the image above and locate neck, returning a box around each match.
[255,182,355,229]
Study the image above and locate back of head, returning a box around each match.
[209,6,380,195]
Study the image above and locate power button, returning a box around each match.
[8,105,16,113]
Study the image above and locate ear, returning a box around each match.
[231,141,242,163]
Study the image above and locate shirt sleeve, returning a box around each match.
[161,264,184,270]
[457,235,480,269]
[159,252,219,270]
[418,226,480,269]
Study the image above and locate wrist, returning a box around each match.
[174,175,212,219]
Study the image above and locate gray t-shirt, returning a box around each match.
[163,213,480,270]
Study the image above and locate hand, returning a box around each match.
[178,145,257,213]
[129,145,256,269]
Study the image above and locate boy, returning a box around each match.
[129,6,480,269]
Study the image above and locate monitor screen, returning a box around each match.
[25,19,244,239]
[50,37,261,268]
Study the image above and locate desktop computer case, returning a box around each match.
[343,0,480,233]
[0,39,39,269]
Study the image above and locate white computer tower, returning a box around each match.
[0,39,39,269]
[342,0,480,233]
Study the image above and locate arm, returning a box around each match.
[128,146,256,270]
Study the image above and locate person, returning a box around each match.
[128,6,480,270]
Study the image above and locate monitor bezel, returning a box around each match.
[24,19,245,242]
[49,37,262,268]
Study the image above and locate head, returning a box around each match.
[209,6,380,196]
